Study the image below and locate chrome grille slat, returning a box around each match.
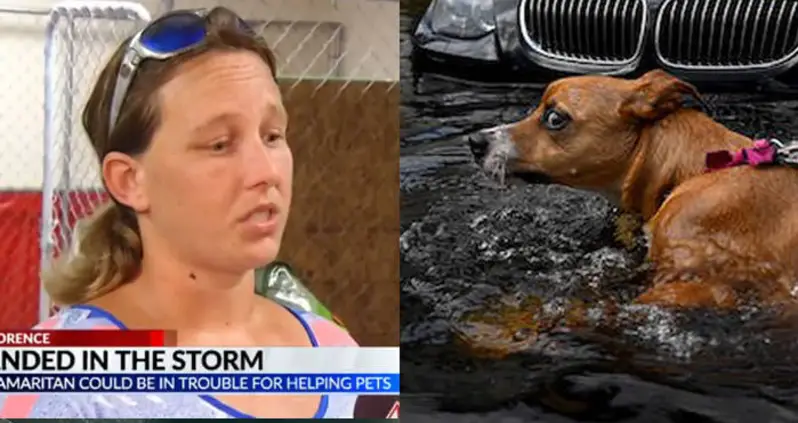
[543,0,552,50]
[706,0,722,63]
[685,0,701,64]
[519,0,647,71]
[666,0,678,62]
[634,0,644,57]
[758,2,776,60]
[552,0,559,52]
[696,0,712,63]
[534,0,543,51]
[610,0,623,60]
[557,0,568,52]
[621,0,631,59]
[783,2,798,57]
[715,1,731,63]
[591,1,610,60]
[737,0,756,63]
[578,0,590,57]
[768,1,788,58]
[587,0,596,58]
[551,0,559,52]
[736,0,743,61]
[676,0,688,62]
[749,0,767,61]
[655,0,798,70]
[566,0,578,54]
[601,0,612,60]
[540,0,550,52]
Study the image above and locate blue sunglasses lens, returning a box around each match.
[139,13,206,54]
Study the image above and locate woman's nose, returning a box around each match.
[242,139,280,187]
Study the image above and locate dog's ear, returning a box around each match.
[620,69,704,121]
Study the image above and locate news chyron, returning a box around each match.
[0,330,400,419]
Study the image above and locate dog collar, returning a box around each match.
[705,139,798,172]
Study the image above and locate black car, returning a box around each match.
[411,0,798,86]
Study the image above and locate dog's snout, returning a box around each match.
[468,132,490,163]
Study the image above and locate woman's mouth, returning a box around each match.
[241,204,279,235]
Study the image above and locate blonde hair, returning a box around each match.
[43,7,277,305]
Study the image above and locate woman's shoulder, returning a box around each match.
[43,302,358,347]
[34,305,125,330]
[284,306,359,347]
[253,293,358,347]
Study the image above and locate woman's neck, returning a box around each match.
[115,254,259,331]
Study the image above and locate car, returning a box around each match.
[411,0,798,86]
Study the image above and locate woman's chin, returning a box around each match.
[242,238,281,268]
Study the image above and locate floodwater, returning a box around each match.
[400,3,798,423]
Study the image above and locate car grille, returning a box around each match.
[519,0,648,70]
[655,0,798,70]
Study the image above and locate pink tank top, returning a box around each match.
[0,304,359,418]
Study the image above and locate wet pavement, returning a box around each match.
[400,5,798,423]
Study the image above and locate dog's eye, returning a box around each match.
[542,109,571,131]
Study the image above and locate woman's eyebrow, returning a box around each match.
[190,112,237,135]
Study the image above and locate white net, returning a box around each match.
[43,1,152,288]
[0,0,399,327]
[0,4,53,331]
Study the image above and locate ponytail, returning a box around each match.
[42,202,143,305]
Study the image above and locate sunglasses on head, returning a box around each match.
[107,9,254,136]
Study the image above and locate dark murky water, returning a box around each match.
[400,5,798,423]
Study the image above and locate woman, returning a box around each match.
[0,7,357,419]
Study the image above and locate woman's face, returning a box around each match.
[136,50,292,272]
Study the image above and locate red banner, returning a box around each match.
[0,330,172,347]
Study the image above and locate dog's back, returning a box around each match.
[648,164,798,305]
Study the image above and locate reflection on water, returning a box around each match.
[400,8,798,423]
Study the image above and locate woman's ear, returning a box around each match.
[102,152,149,212]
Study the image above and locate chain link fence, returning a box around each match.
[0,0,399,345]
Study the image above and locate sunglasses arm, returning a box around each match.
[107,35,144,135]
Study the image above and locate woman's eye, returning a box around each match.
[209,140,230,152]
[264,133,284,145]
[542,109,571,131]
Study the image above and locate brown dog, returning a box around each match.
[469,69,798,308]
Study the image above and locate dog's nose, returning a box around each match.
[468,132,489,163]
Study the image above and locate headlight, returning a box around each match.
[429,0,496,39]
